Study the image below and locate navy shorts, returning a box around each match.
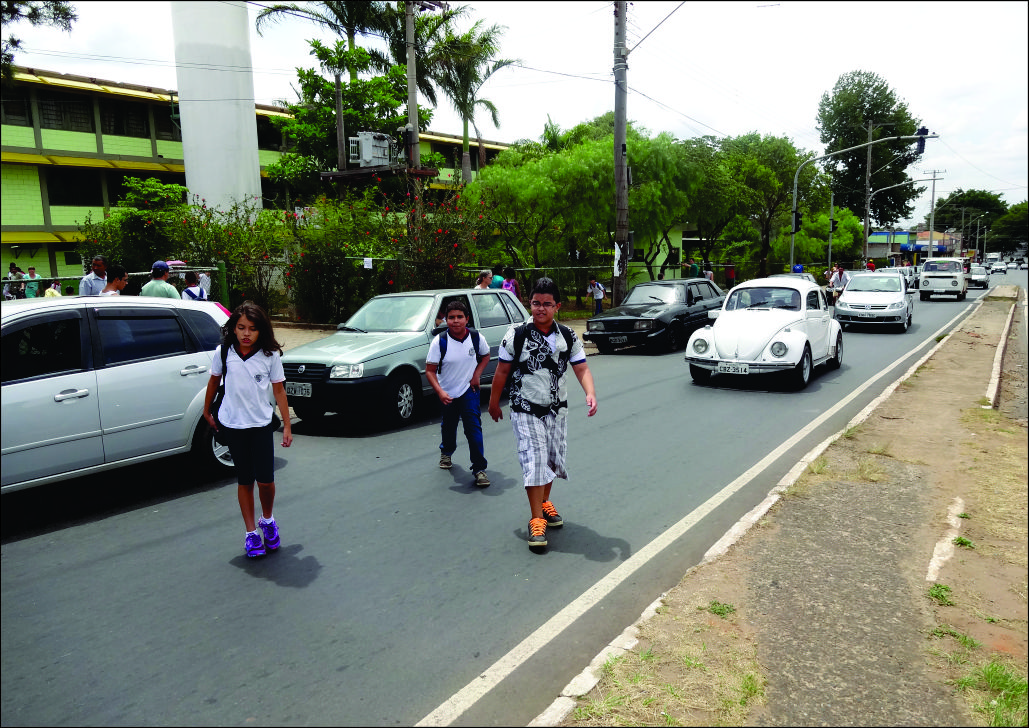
[223,425,275,485]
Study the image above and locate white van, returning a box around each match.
[919,257,968,301]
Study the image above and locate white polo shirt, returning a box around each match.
[211,345,285,428]
[426,330,490,399]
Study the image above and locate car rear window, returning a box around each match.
[179,308,223,350]
[1,314,84,383]
[96,315,189,365]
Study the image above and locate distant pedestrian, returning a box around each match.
[586,274,606,315]
[489,264,505,289]
[829,263,850,302]
[100,264,128,295]
[140,261,179,299]
[725,264,736,289]
[502,266,521,301]
[474,269,492,289]
[203,302,292,558]
[79,255,108,296]
[426,301,491,487]
[45,280,63,297]
[24,267,42,298]
[685,257,700,278]
[181,271,208,301]
[657,273,664,281]
[198,270,212,296]
[488,277,597,551]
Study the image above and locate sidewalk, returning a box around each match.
[540,285,1027,726]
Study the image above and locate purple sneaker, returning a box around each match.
[258,518,280,551]
[245,531,266,558]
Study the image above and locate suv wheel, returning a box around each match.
[192,420,234,471]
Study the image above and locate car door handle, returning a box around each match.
[180,365,208,376]
[54,388,90,402]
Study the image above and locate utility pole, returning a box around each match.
[405,1,420,168]
[924,169,945,259]
[335,73,346,172]
[863,120,896,259]
[827,192,834,272]
[612,1,629,305]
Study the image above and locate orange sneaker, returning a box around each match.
[527,517,548,548]
[540,501,563,527]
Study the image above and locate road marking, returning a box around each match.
[416,304,976,727]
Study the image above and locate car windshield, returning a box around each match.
[725,286,801,311]
[971,267,986,274]
[846,275,902,293]
[923,261,960,273]
[344,296,435,332]
[623,285,681,305]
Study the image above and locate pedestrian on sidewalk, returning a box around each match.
[586,274,606,314]
[100,264,128,295]
[489,277,598,551]
[203,302,293,558]
[426,301,491,487]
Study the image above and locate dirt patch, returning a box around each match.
[561,296,1027,726]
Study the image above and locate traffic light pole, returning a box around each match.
[790,131,938,268]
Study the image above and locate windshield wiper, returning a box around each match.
[338,325,366,333]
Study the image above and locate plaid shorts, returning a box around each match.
[510,410,568,488]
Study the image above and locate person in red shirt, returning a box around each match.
[866,259,876,271]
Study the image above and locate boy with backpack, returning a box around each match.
[426,301,492,487]
[489,278,598,551]
[586,274,606,314]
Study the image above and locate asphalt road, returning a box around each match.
[2,279,1020,727]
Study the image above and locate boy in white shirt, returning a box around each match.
[426,301,491,487]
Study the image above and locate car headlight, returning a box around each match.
[330,363,364,379]
[634,320,653,330]
[888,301,906,310]
[836,300,849,309]
[692,338,708,354]
[770,341,788,358]
[587,321,605,332]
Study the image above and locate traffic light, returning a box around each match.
[916,126,928,155]
[830,219,838,233]
[792,211,802,233]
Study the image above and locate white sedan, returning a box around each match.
[834,270,915,333]
[685,278,843,390]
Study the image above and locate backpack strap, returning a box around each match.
[185,288,198,300]
[436,331,448,375]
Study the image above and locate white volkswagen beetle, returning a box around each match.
[685,277,843,389]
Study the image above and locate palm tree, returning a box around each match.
[436,20,515,183]
[255,1,388,83]
[369,3,470,109]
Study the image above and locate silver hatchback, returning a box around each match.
[2,296,230,493]
[280,288,530,426]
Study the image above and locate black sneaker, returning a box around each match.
[527,518,547,549]
[540,500,563,528]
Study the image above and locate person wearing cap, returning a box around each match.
[140,260,179,299]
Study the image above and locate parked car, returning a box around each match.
[920,258,969,300]
[969,266,991,289]
[684,277,843,390]
[280,288,530,426]
[583,278,725,354]
[1006,261,1019,270]
[1,296,230,493]
[834,270,915,333]
[990,262,1007,275]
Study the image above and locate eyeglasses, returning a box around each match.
[530,301,556,309]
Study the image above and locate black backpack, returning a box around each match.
[436,327,484,375]
[504,322,575,395]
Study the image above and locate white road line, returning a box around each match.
[416,304,976,727]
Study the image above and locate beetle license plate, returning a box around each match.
[609,336,628,344]
[717,362,749,375]
[285,382,311,397]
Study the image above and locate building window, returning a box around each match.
[38,91,94,132]
[100,99,149,138]
[1,89,32,126]
[108,172,186,203]
[46,167,104,207]
[256,115,282,151]
[153,105,181,142]
[63,251,82,266]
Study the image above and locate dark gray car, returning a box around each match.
[280,288,529,426]
[583,278,725,353]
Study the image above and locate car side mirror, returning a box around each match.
[708,309,720,320]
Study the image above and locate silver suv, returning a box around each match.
[2,296,231,493]
[281,288,530,426]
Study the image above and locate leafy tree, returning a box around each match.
[679,136,745,266]
[817,70,923,227]
[926,188,1008,240]
[986,200,1027,255]
[1,0,75,84]
[721,133,823,277]
[436,20,515,183]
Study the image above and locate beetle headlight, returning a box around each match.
[587,321,605,332]
[330,363,364,379]
[634,320,653,330]
[692,338,708,354]
[770,341,788,358]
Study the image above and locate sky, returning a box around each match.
[9,1,1028,229]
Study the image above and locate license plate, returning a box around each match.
[285,381,312,397]
[717,362,749,375]
[859,312,875,318]
[609,336,628,344]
